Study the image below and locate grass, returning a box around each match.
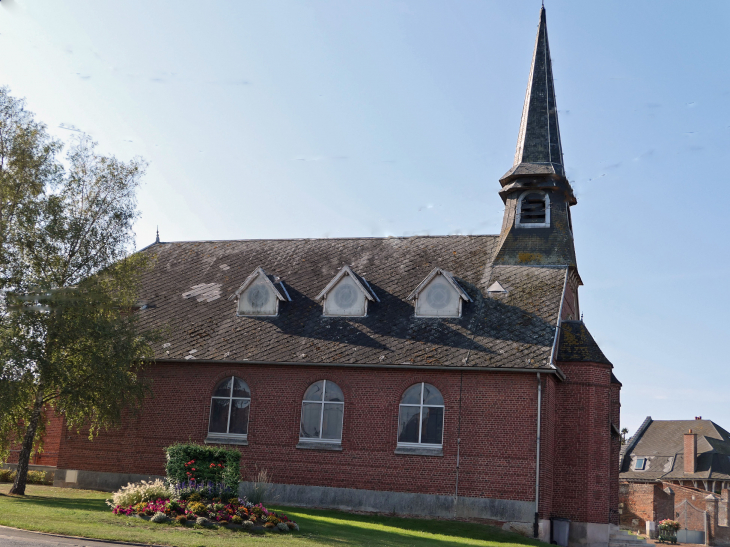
[0,484,546,547]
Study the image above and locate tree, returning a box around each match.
[0,87,156,495]
[621,427,629,445]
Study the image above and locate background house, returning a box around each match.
[619,417,730,545]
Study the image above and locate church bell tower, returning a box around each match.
[494,6,577,267]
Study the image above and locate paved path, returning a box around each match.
[0,526,159,547]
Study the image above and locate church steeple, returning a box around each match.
[510,6,563,177]
[493,6,577,268]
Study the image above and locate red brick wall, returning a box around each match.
[36,409,63,467]
[618,482,674,531]
[55,361,616,525]
[7,407,64,467]
[671,483,711,532]
[619,482,656,530]
[551,361,615,524]
[57,364,542,503]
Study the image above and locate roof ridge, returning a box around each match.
[146,234,500,246]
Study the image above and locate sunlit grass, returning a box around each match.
[0,484,544,547]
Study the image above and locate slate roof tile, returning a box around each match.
[137,236,567,369]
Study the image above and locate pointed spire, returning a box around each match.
[502,6,565,182]
[155,226,160,244]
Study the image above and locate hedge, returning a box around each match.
[165,443,241,488]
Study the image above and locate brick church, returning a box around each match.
[24,7,622,546]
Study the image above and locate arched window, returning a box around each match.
[397,383,444,447]
[207,376,250,440]
[516,191,550,228]
[299,380,344,444]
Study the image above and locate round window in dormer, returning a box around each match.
[247,285,270,308]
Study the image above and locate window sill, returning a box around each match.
[394,446,443,456]
[296,441,342,451]
[204,436,248,446]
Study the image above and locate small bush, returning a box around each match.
[231,515,243,525]
[0,469,16,483]
[175,515,188,524]
[186,501,207,516]
[0,469,51,484]
[276,521,289,532]
[287,521,299,531]
[27,470,52,484]
[107,479,171,508]
[264,522,275,529]
[195,516,214,528]
[165,443,240,487]
[242,520,254,530]
[151,512,169,524]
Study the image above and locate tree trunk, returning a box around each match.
[9,385,44,496]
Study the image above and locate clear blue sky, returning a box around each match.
[2,0,729,434]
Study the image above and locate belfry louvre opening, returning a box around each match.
[520,193,547,223]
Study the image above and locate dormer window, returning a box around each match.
[407,268,471,318]
[635,457,646,471]
[516,190,550,228]
[315,265,378,317]
[232,266,291,317]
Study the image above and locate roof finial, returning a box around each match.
[155,226,160,244]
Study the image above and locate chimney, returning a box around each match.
[684,429,697,473]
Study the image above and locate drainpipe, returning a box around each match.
[454,372,464,517]
[535,270,567,538]
[534,371,542,538]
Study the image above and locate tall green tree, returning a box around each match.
[0,88,156,495]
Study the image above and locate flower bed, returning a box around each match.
[107,479,298,532]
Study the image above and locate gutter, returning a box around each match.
[152,357,564,376]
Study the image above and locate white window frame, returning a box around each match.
[635,457,646,471]
[207,376,250,440]
[298,380,344,444]
[397,382,444,448]
[515,190,550,228]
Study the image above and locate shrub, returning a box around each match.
[151,512,169,524]
[242,520,254,530]
[231,515,243,525]
[27,470,52,484]
[287,521,299,531]
[195,516,214,527]
[0,469,51,484]
[107,479,171,508]
[186,501,207,516]
[276,522,289,532]
[175,515,188,524]
[264,522,275,529]
[0,469,16,483]
[165,443,240,487]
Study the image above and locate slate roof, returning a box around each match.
[136,235,568,370]
[620,419,730,481]
[556,321,612,365]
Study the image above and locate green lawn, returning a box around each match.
[0,484,545,547]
